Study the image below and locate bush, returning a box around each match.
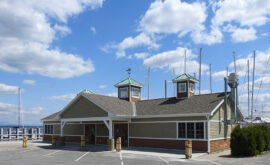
[230,124,270,156]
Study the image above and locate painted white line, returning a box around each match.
[43,150,61,157]
[19,148,38,153]
[158,156,169,164]
[119,152,124,165]
[75,152,89,162]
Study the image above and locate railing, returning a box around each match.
[0,127,43,141]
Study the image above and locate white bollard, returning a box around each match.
[31,128,34,139]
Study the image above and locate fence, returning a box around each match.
[0,127,43,141]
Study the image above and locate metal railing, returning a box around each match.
[0,127,43,141]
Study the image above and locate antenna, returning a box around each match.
[18,87,21,128]
[165,80,167,98]
[226,67,228,77]
[251,51,256,119]
[148,67,150,100]
[184,49,187,73]
[209,64,212,94]
[173,68,176,97]
[199,48,202,95]
[126,68,131,77]
[247,60,250,117]
[233,51,237,73]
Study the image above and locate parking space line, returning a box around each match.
[43,150,61,157]
[19,148,38,153]
[75,152,89,162]
[119,152,124,165]
[158,156,169,164]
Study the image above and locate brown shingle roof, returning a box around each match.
[41,111,61,121]
[42,92,226,120]
[82,93,133,116]
[135,92,225,116]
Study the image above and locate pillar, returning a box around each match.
[0,128,3,141]
[17,128,19,140]
[108,119,114,151]
[9,128,11,140]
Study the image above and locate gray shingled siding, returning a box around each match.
[63,124,84,135]
[210,99,242,139]
[53,124,60,135]
[96,124,109,136]
[129,123,176,138]
[61,97,108,118]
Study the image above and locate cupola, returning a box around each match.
[114,77,144,102]
[172,73,198,99]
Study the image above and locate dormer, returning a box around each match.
[172,73,198,99]
[114,77,144,102]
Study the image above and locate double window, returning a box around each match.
[132,87,140,98]
[178,83,186,93]
[178,122,204,139]
[119,87,128,98]
[44,125,53,134]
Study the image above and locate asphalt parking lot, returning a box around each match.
[0,141,270,165]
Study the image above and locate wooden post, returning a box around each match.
[116,137,121,152]
[185,140,192,159]
[52,136,56,147]
[22,136,27,148]
[81,136,86,150]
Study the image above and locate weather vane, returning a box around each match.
[126,68,131,77]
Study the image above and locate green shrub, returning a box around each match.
[230,124,270,156]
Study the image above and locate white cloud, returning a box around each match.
[0,102,17,111]
[212,70,228,81]
[114,33,159,58]
[139,0,207,35]
[90,26,96,34]
[195,89,210,95]
[99,85,107,89]
[211,0,270,43]
[54,24,71,37]
[143,47,208,75]
[0,83,18,94]
[22,106,45,115]
[47,93,76,101]
[134,52,149,59]
[22,80,36,86]
[0,0,103,79]
[231,27,257,43]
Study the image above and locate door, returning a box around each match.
[114,124,128,147]
[85,124,95,144]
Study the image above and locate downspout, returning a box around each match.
[207,114,210,153]
[224,77,228,138]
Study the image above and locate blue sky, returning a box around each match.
[0,0,270,125]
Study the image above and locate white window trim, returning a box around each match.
[190,83,195,93]
[44,124,54,135]
[177,121,205,140]
[131,87,140,98]
[119,87,128,98]
[178,83,186,93]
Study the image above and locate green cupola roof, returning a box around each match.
[172,73,198,83]
[114,77,144,88]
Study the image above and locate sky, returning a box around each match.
[0,0,270,125]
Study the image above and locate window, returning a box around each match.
[178,83,186,93]
[119,87,128,98]
[44,125,53,134]
[178,123,186,138]
[196,122,204,139]
[178,122,205,139]
[132,87,140,98]
[190,83,195,93]
[187,123,194,138]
